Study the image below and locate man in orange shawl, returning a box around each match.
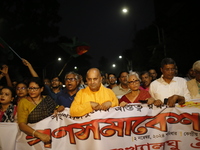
[70,68,118,117]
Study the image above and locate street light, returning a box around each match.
[43,57,62,79]
[122,8,128,14]
[112,64,116,68]
[119,55,122,59]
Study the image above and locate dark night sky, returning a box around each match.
[57,0,155,67]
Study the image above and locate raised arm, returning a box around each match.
[22,58,38,77]
[0,65,12,87]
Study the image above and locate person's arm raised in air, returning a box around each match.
[0,65,12,87]
[22,58,39,77]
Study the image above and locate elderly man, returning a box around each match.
[70,68,118,117]
[56,72,80,108]
[149,58,191,107]
[187,60,200,99]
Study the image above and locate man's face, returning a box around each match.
[86,70,102,92]
[194,70,200,83]
[149,69,157,80]
[119,72,128,85]
[43,79,51,87]
[108,74,117,85]
[65,74,79,91]
[161,64,176,80]
[141,73,152,87]
[51,77,60,88]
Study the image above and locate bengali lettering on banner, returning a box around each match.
[2,100,200,150]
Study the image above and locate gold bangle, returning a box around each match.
[32,130,36,137]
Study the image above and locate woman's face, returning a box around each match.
[28,82,43,98]
[16,83,28,97]
[0,88,14,105]
[127,75,140,91]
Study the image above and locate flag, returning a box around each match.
[59,37,89,57]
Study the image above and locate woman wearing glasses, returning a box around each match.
[14,82,29,104]
[119,72,152,107]
[17,77,64,144]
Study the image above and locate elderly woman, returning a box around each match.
[119,72,152,107]
[187,60,200,99]
[17,77,64,144]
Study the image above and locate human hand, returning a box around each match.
[90,101,100,110]
[119,101,128,107]
[154,99,163,107]
[53,110,58,121]
[0,65,8,76]
[168,95,185,107]
[37,132,51,143]
[177,96,185,105]
[147,97,155,105]
[22,58,31,67]
[100,101,112,110]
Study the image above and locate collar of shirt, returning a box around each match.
[118,84,131,92]
[157,75,176,85]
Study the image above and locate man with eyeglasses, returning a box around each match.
[56,72,80,108]
[149,58,191,107]
[44,76,63,102]
[112,71,131,99]
[70,68,118,117]
[107,73,118,89]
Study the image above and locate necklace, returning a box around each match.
[30,97,42,105]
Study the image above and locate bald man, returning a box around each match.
[70,68,119,117]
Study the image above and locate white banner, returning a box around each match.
[1,100,200,150]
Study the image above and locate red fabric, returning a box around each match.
[119,90,151,103]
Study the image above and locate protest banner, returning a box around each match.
[1,100,200,150]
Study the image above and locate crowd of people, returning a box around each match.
[0,57,200,144]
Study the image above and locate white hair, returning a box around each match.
[193,60,200,72]
[127,71,141,81]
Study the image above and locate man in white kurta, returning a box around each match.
[149,58,191,107]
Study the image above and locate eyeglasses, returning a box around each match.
[109,77,116,79]
[163,68,176,72]
[16,87,27,91]
[28,87,40,91]
[120,76,127,78]
[51,79,59,82]
[194,70,200,75]
[65,78,77,82]
[128,80,140,84]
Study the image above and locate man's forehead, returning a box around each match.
[66,74,76,77]
[87,73,100,78]
[163,64,175,68]
[109,74,115,77]
[120,72,128,76]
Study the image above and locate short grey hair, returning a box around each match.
[64,71,80,80]
[193,60,200,72]
[127,71,141,82]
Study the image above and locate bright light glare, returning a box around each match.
[112,64,116,68]
[74,66,77,70]
[58,57,61,61]
[122,8,128,13]
[119,55,122,59]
